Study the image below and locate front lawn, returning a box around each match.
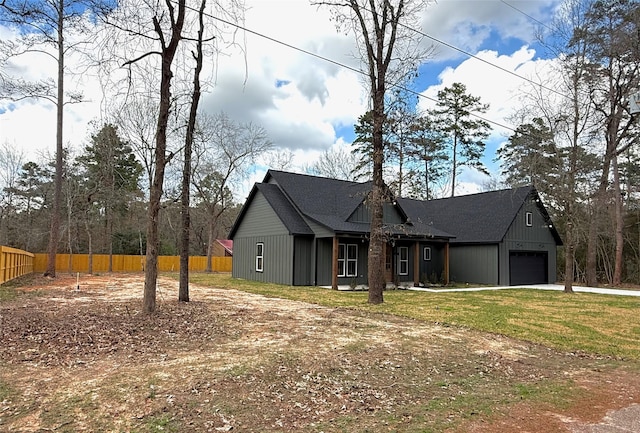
[184,273,640,360]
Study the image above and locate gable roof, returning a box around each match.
[264,170,370,224]
[397,186,562,245]
[229,170,561,245]
[265,170,454,238]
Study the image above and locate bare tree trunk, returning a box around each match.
[612,154,624,285]
[107,209,113,272]
[368,93,386,305]
[206,216,215,273]
[450,134,457,197]
[179,139,193,300]
[85,219,93,274]
[143,1,185,313]
[44,3,65,277]
[179,0,206,302]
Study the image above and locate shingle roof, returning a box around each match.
[397,186,562,244]
[230,170,560,245]
[263,170,454,239]
[265,170,370,222]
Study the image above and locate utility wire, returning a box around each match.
[356,2,571,101]
[189,5,518,133]
[500,0,556,33]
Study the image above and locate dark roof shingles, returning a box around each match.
[397,187,533,244]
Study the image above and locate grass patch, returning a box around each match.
[142,415,179,433]
[0,378,15,401]
[0,284,19,302]
[181,273,640,360]
[0,274,45,302]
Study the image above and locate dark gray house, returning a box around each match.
[229,170,562,288]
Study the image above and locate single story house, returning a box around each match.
[229,170,562,288]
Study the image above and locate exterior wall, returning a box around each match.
[232,235,294,285]
[293,236,314,285]
[316,238,333,286]
[233,192,290,238]
[390,241,416,286]
[348,202,405,224]
[304,218,334,238]
[449,244,499,285]
[212,242,232,257]
[315,237,368,286]
[232,191,294,285]
[417,243,446,284]
[500,200,558,284]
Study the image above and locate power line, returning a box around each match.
[192,6,518,133]
[378,4,571,102]
[500,0,556,34]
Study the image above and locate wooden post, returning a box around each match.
[444,242,450,285]
[332,236,339,290]
[414,241,420,287]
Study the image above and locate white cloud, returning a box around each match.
[1,0,563,195]
[421,0,557,61]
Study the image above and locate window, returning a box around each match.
[338,243,358,277]
[256,242,264,272]
[423,246,431,261]
[525,212,533,227]
[398,246,409,275]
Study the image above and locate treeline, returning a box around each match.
[0,119,250,262]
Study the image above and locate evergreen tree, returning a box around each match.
[77,124,143,271]
[498,118,555,189]
[406,113,448,199]
[429,82,490,197]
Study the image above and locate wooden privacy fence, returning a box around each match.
[33,254,232,274]
[0,246,34,284]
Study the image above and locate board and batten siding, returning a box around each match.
[499,200,558,284]
[232,190,295,285]
[449,244,499,285]
[232,235,294,285]
[293,236,314,286]
[418,243,445,284]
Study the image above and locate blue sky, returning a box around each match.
[0,0,563,196]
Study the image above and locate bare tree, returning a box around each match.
[0,142,25,244]
[266,148,296,171]
[98,0,187,312]
[179,0,211,303]
[0,0,100,277]
[193,112,272,273]
[511,0,601,292]
[577,0,640,286]
[305,146,360,180]
[313,0,434,304]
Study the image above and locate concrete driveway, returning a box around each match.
[408,283,640,297]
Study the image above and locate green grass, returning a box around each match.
[0,274,45,301]
[181,273,640,360]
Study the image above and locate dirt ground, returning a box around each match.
[1,273,640,433]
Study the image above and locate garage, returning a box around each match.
[509,251,548,285]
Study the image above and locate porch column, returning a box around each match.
[444,242,450,285]
[414,241,420,287]
[332,236,338,290]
